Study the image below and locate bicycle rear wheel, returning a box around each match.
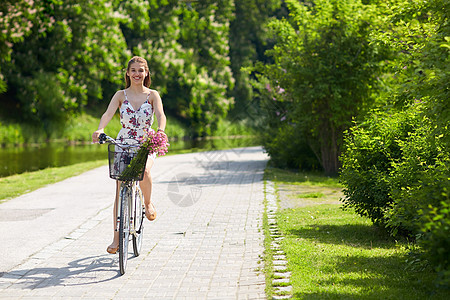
[119,184,130,275]
[132,184,144,256]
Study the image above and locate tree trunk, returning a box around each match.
[319,118,340,175]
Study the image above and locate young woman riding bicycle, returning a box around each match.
[92,56,167,254]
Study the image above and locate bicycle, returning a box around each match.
[98,133,146,275]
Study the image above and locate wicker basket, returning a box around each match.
[107,143,146,181]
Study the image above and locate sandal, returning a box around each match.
[107,245,118,254]
[145,202,157,221]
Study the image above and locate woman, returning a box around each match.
[92,56,167,254]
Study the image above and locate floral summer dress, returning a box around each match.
[116,89,156,161]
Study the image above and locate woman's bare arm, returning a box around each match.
[152,91,167,132]
[92,91,122,143]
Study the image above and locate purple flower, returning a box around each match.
[139,128,170,157]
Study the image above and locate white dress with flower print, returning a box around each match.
[116,89,156,160]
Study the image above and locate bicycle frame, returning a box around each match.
[99,133,145,275]
[116,181,140,237]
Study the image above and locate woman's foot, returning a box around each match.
[107,231,119,254]
[145,202,157,221]
[106,242,119,254]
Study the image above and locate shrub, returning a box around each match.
[261,122,321,171]
[339,105,421,226]
[340,102,450,286]
[388,123,449,287]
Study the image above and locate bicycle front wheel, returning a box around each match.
[119,184,130,275]
[132,184,144,256]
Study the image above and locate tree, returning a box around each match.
[120,0,235,137]
[254,0,387,174]
[0,0,55,93]
[228,0,282,117]
[1,0,128,138]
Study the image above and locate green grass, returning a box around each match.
[265,166,343,188]
[0,160,107,202]
[278,205,447,299]
[297,192,324,199]
[264,167,448,299]
[214,117,256,137]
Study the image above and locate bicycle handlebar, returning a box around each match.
[98,133,114,144]
[98,133,141,152]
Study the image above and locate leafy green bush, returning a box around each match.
[388,122,449,286]
[0,122,24,145]
[419,199,450,287]
[262,122,320,171]
[386,119,448,232]
[340,102,450,286]
[340,106,421,226]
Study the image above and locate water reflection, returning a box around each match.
[0,137,258,178]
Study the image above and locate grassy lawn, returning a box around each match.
[0,160,108,202]
[265,167,447,299]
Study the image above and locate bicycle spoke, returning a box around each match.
[119,185,130,275]
[133,184,144,257]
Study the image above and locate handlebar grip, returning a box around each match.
[98,133,107,144]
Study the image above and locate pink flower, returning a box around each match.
[139,128,170,157]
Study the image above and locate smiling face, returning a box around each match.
[127,62,147,85]
[125,56,151,88]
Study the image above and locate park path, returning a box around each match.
[0,146,268,299]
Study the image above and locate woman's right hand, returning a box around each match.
[92,129,104,144]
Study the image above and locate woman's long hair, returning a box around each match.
[125,56,151,88]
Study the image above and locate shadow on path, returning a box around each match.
[2,255,121,289]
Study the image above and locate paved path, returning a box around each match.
[0,147,268,299]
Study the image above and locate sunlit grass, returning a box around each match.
[278,205,447,299]
[0,160,107,202]
[265,166,342,188]
[297,192,324,198]
[264,167,448,299]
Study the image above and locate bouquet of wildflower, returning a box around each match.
[140,128,170,157]
[118,129,169,181]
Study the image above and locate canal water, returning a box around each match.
[0,137,258,178]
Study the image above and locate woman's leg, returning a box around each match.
[140,158,156,221]
[107,181,120,252]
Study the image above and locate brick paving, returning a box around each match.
[0,147,268,299]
